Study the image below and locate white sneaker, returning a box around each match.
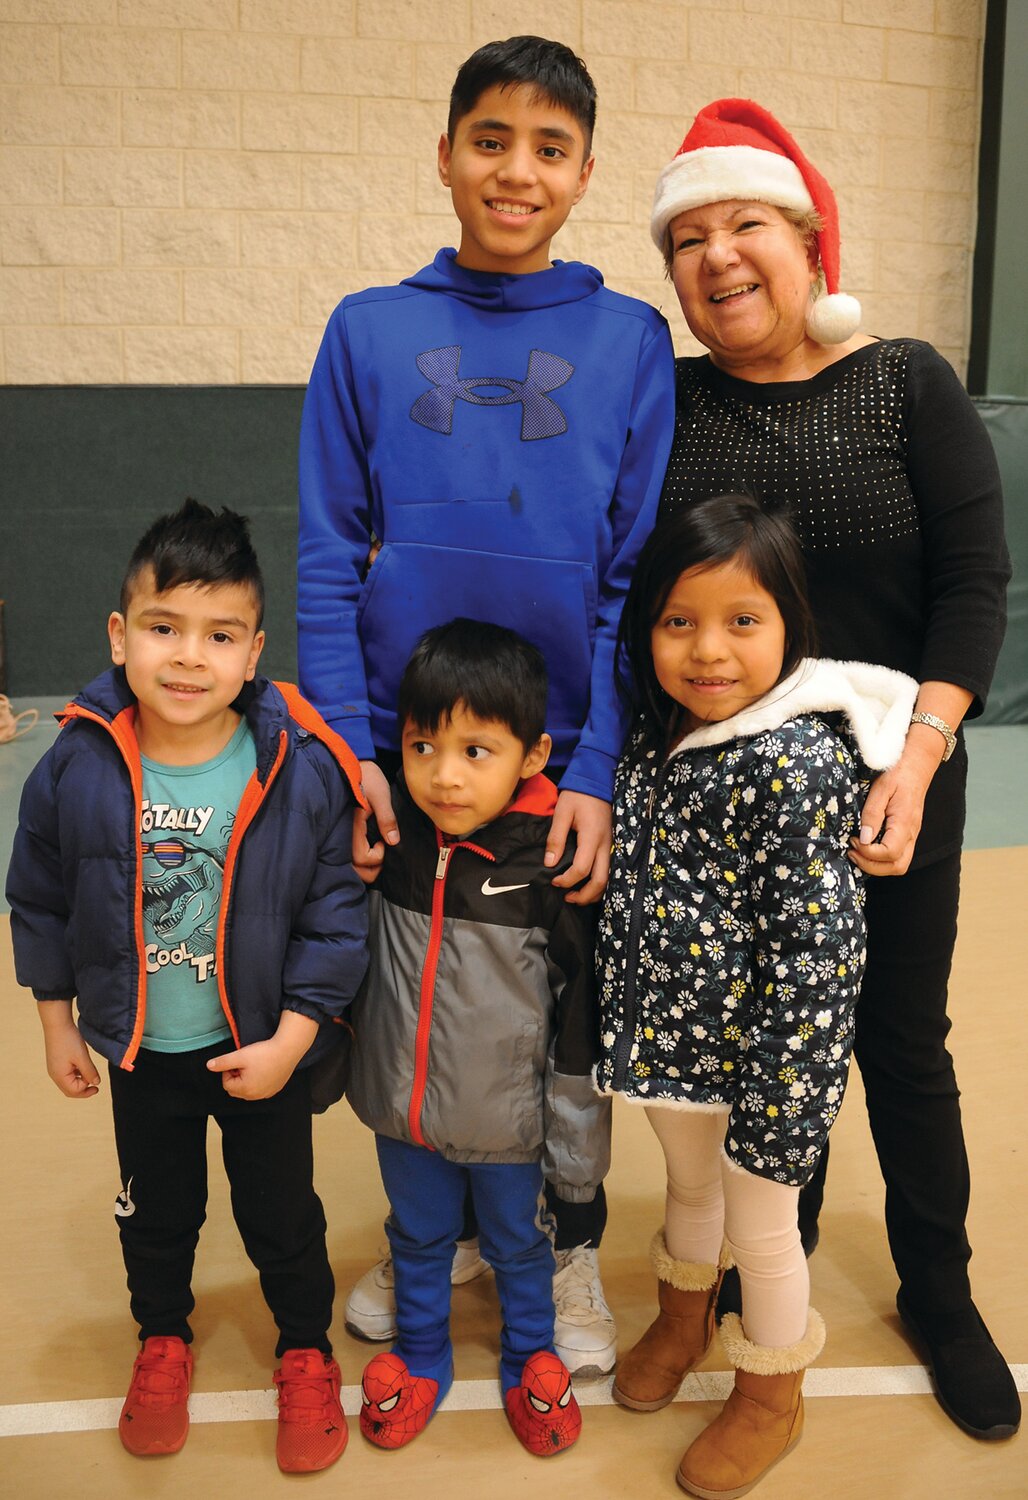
[344,1239,491,1341]
[552,1244,617,1380]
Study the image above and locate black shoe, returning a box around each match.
[897,1289,1021,1440]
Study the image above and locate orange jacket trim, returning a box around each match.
[57,701,147,1071]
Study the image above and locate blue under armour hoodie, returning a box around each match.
[298,248,675,800]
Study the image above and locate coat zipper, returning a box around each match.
[407,836,493,1148]
[214,729,288,1047]
[610,770,669,1090]
[59,705,148,1070]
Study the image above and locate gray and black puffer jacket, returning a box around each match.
[347,773,611,1202]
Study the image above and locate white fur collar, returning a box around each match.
[668,658,918,770]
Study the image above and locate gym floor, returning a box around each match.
[1,705,1025,1498]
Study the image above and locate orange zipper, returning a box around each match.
[59,703,147,1070]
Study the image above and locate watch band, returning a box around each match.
[910,710,957,762]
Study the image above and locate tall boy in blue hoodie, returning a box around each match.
[297,35,676,1375]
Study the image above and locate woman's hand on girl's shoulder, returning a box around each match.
[848,760,931,877]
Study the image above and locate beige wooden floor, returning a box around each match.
[2,847,1026,1498]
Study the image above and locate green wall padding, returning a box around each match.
[0,387,304,696]
[2,387,1025,723]
[974,397,1028,724]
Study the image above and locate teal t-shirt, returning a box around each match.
[139,719,257,1053]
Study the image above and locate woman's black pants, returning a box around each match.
[800,850,973,1335]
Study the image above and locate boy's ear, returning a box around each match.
[245,629,265,682]
[108,611,126,666]
[573,153,595,206]
[521,732,552,780]
[437,132,453,188]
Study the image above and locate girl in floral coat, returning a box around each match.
[598,496,917,1498]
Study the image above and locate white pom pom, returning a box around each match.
[806,292,861,345]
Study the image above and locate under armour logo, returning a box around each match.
[410,345,574,440]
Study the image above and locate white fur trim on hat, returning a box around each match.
[651,145,813,251]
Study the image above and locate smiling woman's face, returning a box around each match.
[668,199,818,375]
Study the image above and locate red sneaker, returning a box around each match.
[118,1336,193,1456]
[505,1350,582,1456]
[273,1348,348,1473]
[359,1351,439,1449]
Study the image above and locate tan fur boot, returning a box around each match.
[612,1231,724,1412]
[676,1309,826,1498]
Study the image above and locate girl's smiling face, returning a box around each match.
[650,559,787,732]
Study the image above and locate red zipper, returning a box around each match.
[406,833,493,1147]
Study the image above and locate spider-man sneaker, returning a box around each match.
[359,1350,450,1449]
[505,1350,582,1457]
[118,1336,193,1456]
[274,1349,348,1473]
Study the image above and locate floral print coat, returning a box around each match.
[596,659,918,1186]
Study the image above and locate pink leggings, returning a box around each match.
[645,1104,809,1348]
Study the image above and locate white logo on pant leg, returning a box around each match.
[481,879,530,896]
[115,1177,136,1218]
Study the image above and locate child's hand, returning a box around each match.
[207,1011,320,1100]
[353,759,399,883]
[37,1003,101,1099]
[207,1039,299,1099]
[545,791,612,904]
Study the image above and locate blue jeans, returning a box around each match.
[376,1135,555,1392]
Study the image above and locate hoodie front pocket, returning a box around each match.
[358,540,596,737]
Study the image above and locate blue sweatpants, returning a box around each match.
[376,1135,555,1393]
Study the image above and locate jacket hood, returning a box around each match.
[402,248,603,312]
[670,657,918,770]
[60,669,358,788]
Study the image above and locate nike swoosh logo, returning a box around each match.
[481,878,530,896]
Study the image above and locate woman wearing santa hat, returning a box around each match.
[617,98,1017,1495]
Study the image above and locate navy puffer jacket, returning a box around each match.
[6,668,368,1070]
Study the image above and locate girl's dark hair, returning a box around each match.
[617,494,816,750]
[447,36,597,154]
[120,498,265,625]
[398,618,548,750]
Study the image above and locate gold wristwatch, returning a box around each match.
[909,711,957,761]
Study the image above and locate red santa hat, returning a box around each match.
[651,97,861,345]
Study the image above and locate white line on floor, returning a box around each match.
[2,1365,1026,1438]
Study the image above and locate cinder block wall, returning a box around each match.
[1,0,984,381]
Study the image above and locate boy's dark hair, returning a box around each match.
[617,494,816,750]
[120,498,265,626]
[447,36,597,153]
[398,618,548,750]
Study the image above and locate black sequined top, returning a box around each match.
[659,339,1010,864]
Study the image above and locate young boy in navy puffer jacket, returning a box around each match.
[6,500,368,1474]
